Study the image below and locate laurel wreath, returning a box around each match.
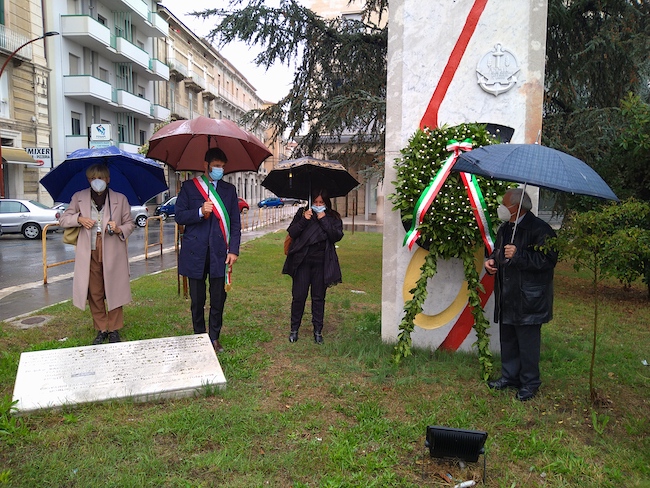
[389,123,513,379]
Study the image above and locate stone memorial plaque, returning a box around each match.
[12,334,226,413]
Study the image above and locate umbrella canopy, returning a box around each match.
[146,116,272,173]
[40,146,168,206]
[261,157,360,201]
[454,143,619,201]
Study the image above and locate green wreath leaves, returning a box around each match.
[390,123,512,379]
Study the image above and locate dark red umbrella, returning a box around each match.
[146,116,272,173]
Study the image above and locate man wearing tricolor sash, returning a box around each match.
[175,148,242,353]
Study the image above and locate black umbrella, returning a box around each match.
[261,157,359,202]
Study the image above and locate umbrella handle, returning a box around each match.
[510,183,527,243]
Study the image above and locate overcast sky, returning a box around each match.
[159,0,294,103]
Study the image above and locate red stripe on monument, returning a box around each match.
[419,0,489,129]
[439,274,494,350]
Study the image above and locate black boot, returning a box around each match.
[289,330,299,343]
[313,332,324,344]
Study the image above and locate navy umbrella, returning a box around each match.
[454,143,618,201]
[40,146,168,206]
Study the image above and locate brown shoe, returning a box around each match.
[212,340,224,353]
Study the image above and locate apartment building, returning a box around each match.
[0,1,55,199]
[43,0,169,203]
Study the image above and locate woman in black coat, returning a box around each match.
[282,189,343,344]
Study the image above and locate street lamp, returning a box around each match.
[0,31,59,198]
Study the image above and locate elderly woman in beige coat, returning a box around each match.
[59,164,135,345]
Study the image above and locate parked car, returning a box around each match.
[238,197,249,213]
[154,196,176,221]
[281,198,305,206]
[0,199,61,239]
[257,197,284,208]
[52,202,150,228]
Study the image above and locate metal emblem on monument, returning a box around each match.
[476,44,520,96]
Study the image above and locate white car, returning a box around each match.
[52,202,150,228]
[0,199,61,239]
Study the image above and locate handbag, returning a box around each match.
[284,233,292,255]
[63,226,80,245]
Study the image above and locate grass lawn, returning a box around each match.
[1,231,649,487]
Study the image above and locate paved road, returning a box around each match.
[0,219,289,322]
[0,216,380,322]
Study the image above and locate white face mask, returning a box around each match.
[497,204,512,221]
[90,179,107,193]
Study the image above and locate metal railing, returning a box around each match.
[42,224,74,284]
[143,216,163,259]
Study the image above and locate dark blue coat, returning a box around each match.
[175,178,241,279]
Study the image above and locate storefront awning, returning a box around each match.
[1,147,40,166]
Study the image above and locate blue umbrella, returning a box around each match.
[454,143,619,201]
[40,146,168,206]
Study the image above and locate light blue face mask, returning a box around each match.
[210,167,224,181]
[311,205,326,213]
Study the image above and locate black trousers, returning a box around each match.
[188,256,227,342]
[499,322,542,389]
[290,254,326,333]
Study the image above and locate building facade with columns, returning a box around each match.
[0,0,54,199]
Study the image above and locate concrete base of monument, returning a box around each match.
[12,334,226,414]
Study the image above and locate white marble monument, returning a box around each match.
[12,334,226,413]
[382,0,548,351]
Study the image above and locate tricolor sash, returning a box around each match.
[193,176,233,289]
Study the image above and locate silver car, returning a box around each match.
[0,199,61,239]
[52,202,150,228]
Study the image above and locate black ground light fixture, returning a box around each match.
[424,425,488,484]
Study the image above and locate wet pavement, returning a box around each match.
[0,216,380,323]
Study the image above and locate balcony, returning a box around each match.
[65,135,90,154]
[170,104,191,120]
[108,36,150,70]
[121,0,149,23]
[64,75,113,106]
[147,11,169,37]
[185,71,206,92]
[148,58,169,81]
[0,25,33,60]
[168,57,187,80]
[118,141,142,153]
[61,15,111,52]
[113,89,152,117]
[151,104,171,122]
[203,82,218,100]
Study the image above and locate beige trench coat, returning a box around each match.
[59,188,136,311]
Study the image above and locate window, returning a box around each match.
[0,200,27,213]
[71,112,81,135]
[99,68,109,82]
[137,85,145,98]
[69,54,80,76]
[97,15,107,26]
[140,130,146,146]
[0,73,9,118]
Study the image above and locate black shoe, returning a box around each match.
[92,331,108,345]
[314,333,324,345]
[516,386,538,402]
[212,340,224,353]
[289,331,298,343]
[108,331,121,343]
[488,377,520,390]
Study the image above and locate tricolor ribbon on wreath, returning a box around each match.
[403,138,495,254]
[193,175,233,291]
